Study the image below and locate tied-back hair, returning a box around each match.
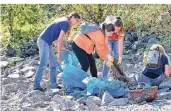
[150,44,166,55]
[105,15,124,38]
[66,12,81,39]
[101,22,115,35]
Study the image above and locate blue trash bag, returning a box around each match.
[83,77,126,97]
[61,51,79,66]
[61,64,89,89]
[105,79,126,97]
[56,51,79,72]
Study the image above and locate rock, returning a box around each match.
[101,91,114,106]
[8,57,25,63]
[15,62,25,70]
[159,77,171,89]
[52,94,66,103]
[3,68,10,77]
[0,61,9,69]
[20,39,38,58]
[157,92,171,100]
[0,56,8,61]
[108,98,129,106]
[2,78,18,85]
[64,100,77,109]
[5,45,16,57]
[29,60,39,66]
[86,96,101,106]
[33,101,47,108]
[7,73,20,78]
[158,88,170,94]
[25,70,34,78]
[27,90,50,102]
[76,97,87,105]
[20,66,35,74]
[87,102,102,111]
[3,83,19,93]
[1,95,8,100]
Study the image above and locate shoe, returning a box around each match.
[51,86,62,93]
[33,87,46,92]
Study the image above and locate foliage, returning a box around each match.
[1,4,171,51]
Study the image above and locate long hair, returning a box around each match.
[101,22,115,35]
[105,15,124,38]
[66,12,81,39]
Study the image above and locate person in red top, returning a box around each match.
[103,15,125,79]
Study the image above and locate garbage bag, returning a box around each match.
[61,64,89,89]
[83,77,126,97]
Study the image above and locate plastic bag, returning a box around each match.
[61,64,89,89]
[83,77,126,97]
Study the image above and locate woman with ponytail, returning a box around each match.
[33,12,81,92]
[72,22,114,77]
[102,15,125,79]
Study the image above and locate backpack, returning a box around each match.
[80,22,100,34]
[146,49,161,69]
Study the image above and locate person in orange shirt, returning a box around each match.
[103,16,125,79]
[72,23,115,77]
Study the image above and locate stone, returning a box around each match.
[159,77,171,89]
[3,83,19,93]
[157,92,171,100]
[20,66,35,74]
[8,73,20,78]
[108,98,129,106]
[86,96,101,106]
[101,91,114,106]
[25,70,34,78]
[76,97,87,105]
[0,61,9,69]
[87,102,102,111]
[5,45,16,57]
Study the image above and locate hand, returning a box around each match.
[107,60,113,68]
[57,55,62,64]
[118,56,122,65]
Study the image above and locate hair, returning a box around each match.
[150,44,166,54]
[66,12,81,39]
[68,12,81,19]
[101,23,115,35]
[113,16,123,27]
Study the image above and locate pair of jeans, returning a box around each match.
[72,42,97,77]
[33,37,59,89]
[103,40,119,79]
[138,74,166,86]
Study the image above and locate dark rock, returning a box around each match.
[5,45,16,57]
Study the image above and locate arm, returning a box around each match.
[164,65,170,77]
[55,30,65,63]
[118,36,124,60]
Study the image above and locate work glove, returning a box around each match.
[107,55,114,68]
[117,56,122,65]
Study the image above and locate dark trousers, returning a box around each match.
[72,42,97,77]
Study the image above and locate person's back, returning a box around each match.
[40,17,69,46]
[138,44,170,86]
[73,30,109,61]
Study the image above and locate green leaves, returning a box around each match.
[1,4,170,52]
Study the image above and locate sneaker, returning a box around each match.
[33,87,46,92]
[51,86,62,93]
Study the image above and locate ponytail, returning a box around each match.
[101,22,115,35]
